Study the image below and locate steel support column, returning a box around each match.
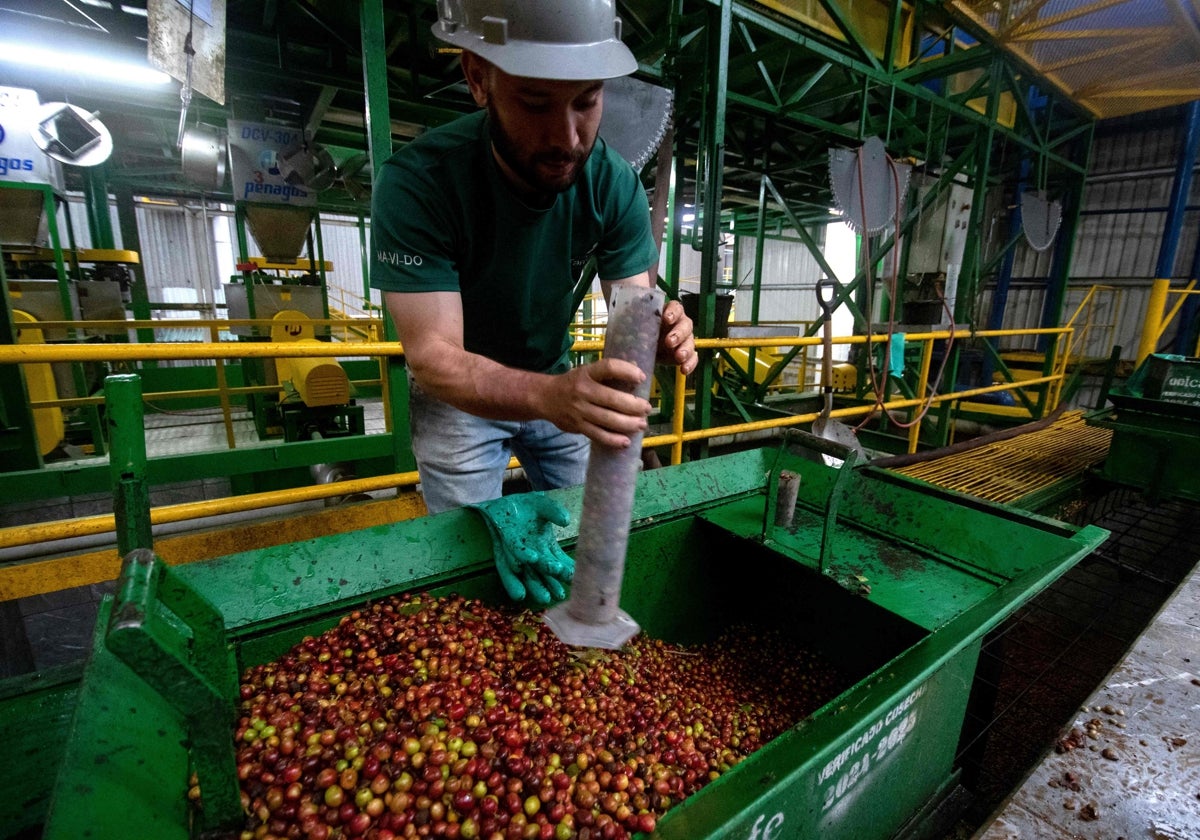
[690,0,733,460]
[1165,102,1200,354]
[82,165,115,250]
[1038,133,1092,347]
[114,185,156,347]
[361,0,414,473]
[106,374,152,556]
[0,249,41,472]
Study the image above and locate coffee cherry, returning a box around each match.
[232,593,846,840]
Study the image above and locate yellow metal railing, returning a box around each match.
[0,323,1076,597]
[16,316,387,447]
[3,325,1075,459]
[1136,278,1200,363]
[1062,284,1121,363]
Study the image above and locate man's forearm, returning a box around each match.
[407,342,554,421]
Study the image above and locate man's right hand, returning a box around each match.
[541,358,651,450]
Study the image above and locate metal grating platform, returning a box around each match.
[891,411,1113,505]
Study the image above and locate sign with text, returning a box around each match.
[0,86,63,189]
[226,120,316,207]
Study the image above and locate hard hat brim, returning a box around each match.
[433,25,638,81]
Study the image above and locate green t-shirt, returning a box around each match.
[370,110,658,373]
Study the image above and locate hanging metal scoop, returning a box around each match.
[1020,189,1062,252]
[598,76,674,171]
[812,278,865,464]
[828,136,911,234]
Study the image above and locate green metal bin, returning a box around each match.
[36,440,1107,839]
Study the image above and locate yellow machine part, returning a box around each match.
[723,346,782,386]
[272,310,350,407]
[13,310,65,456]
[831,363,857,392]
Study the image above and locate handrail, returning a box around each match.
[1136,278,1200,363]
[1,324,1075,591]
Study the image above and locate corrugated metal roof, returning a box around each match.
[949,0,1200,119]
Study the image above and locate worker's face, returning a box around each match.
[464,53,603,197]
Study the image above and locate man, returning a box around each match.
[370,0,697,514]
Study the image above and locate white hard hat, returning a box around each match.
[432,0,638,81]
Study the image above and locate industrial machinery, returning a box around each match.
[25,406,1106,839]
[270,309,365,443]
[222,116,367,444]
[1086,353,1200,503]
[1,85,133,464]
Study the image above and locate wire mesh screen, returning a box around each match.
[948,487,1200,835]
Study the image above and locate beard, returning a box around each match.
[487,101,594,197]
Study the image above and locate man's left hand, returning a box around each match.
[658,299,698,375]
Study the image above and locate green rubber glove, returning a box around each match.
[467,493,574,605]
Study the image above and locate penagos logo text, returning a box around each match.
[0,156,35,176]
[243,180,308,201]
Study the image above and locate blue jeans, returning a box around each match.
[408,373,590,513]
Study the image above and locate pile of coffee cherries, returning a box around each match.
[233,593,847,840]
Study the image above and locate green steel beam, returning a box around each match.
[114,185,157,348]
[894,44,993,84]
[685,0,1092,173]
[762,175,866,325]
[361,0,416,475]
[780,62,833,110]
[813,0,884,71]
[690,0,734,460]
[82,166,116,250]
[733,21,783,106]
[810,140,979,340]
[106,375,152,556]
[957,60,1002,329]
[1040,125,1095,340]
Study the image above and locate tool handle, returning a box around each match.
[816,277,837,319]
[817,279,835,392]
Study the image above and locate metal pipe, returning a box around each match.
[1137,278,1181,363]
[545,286,664,649]
[642,372,1064,451]
[0,326,1075,364]
[774,470,800,528]
[0,499,335,563]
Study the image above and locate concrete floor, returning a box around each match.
[977,562,1200,840]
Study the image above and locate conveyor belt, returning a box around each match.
[890,411,1112,505]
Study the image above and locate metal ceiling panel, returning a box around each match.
[948,0,1200,118]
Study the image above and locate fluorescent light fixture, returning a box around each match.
[681,212,695,223]
[77,0,149,15]
[0,42,171,87]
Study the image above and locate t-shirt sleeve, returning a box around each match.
[369,158,461,293]
[595,157,659,281]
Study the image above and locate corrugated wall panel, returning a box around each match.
[316,213,372,318]
[136,203,223,312]
[732,234,825,324]
[987,111,1199,365]
[981,281,1155,360]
